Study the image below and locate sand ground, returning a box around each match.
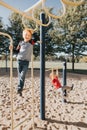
[0,69,87,130]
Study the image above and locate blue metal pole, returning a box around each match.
[63,60,67,86]
[62,60,67,102]
[40,12,45,120]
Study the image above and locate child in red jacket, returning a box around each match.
[49,71,62,89]
[49,70,73,92]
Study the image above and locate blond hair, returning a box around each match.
[23,28,34,35]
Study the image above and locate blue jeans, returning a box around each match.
[17,60,29,91]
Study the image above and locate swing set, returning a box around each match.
[0,0,84,129]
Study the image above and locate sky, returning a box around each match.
[0,0,63,25]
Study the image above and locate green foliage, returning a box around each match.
[0,17,8,55]
[50,2,87,69]
[0,17,3,31]
[7,13,23,53]
[53,2,87,56]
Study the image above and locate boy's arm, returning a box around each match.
[9,43,21,54]
[14,42,21,53]
[16,44,21,51]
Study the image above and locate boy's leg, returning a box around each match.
[56,88,67,103]
[17,60,29,94]
[61,86,67,103]
[62,84,74,103]
[62,84,74,92]
[57,87,62,94]
[17,60,22,91]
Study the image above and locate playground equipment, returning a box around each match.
[0,32,14,130]
[0,0,85,129]
[0,0,50,27]
[23,0,51,28]
[62,0,84,6]
[0,32,35,130]
[0,0,84,27]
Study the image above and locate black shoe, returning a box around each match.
[17,89,22,96]
[71,84,74,90]
[63,90,67,96]
[62,98,67,103]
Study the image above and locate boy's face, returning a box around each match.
[23,30,32,42]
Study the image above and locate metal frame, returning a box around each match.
[0,0,85,129]
[0,32,14,130]
[0,0,84,27]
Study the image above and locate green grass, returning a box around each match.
[0,60,87,75]
[58,69,87,75]
[66,69,87,75]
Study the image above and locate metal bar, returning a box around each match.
[62,60,67,103]
[40,12,45,120]
[63,61,67,86]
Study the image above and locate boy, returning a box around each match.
[17,28,34,96]
[10,28,36,96]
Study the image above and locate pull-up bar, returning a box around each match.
[62,0,84,6]
[0,0,84,27]
[0,0,50,27]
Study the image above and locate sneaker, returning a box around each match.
[62,98,67,103]
[71,84,74,90]
[63,90,67,96]
[17,89,22,96]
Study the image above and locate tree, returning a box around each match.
[52,2,87,70]
[0,17,6,55]
[7,13,23,54]
[0,17,3,31]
